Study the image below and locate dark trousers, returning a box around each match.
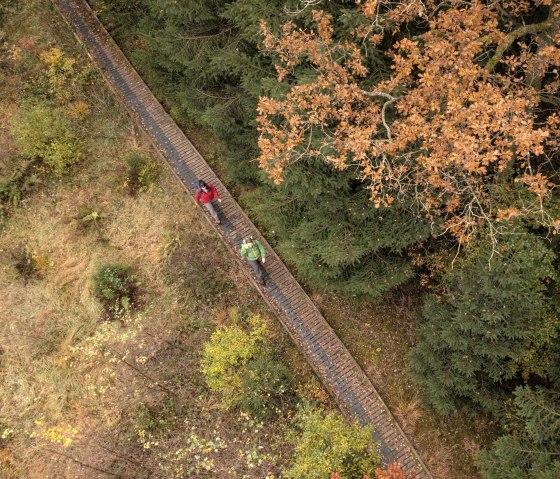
[247,258,265,283]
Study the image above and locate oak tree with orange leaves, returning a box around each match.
[258,6,560,477]
[257,0,560,247]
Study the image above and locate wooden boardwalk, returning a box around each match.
[51,1,433,476]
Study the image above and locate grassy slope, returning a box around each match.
[0,2,323,477]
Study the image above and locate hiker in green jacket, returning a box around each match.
[240,236,267,285]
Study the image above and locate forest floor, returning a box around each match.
[0,2,325,477]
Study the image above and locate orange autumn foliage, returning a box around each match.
[257,1,560,243]
[374,462,416,479]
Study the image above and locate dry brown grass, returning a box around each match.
[425,445,455,479]
[0,141,235,474]
[0,122,294,478]
[0,4,316,478]
[393,393,424,436]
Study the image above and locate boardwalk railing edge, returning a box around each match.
[50,1,434,477]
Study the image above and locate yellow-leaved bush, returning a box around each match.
[11,102,82,176]
[284,402,379,479]
[200,314,268,407]
[39,47,76,101]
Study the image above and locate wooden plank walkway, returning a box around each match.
[51,1,433,476]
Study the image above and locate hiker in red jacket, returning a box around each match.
[195,180,222,224]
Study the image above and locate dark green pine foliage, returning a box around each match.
[242,159,430,297]
[477,386,560,479]
[90,0,148,41]
[409,232,560,416]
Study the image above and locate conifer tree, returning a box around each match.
[95,0,288,182]
[477,386,560,479]
[409,232,560,416]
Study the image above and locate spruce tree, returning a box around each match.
[409,232,560,416]
[476,386,560,479]
[94,0,288,183]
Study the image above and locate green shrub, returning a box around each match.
[200,314,268,407]
[39,47,76,101]
[284,403,379,479]
[134,400,176,435]
[201,314,294,417]
[11,102,81,176]
[92,263,137,316]
[124,152,159,196]
[238,355,293,419]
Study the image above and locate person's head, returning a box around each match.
[198,180,208,191]
[244,236,254,247]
